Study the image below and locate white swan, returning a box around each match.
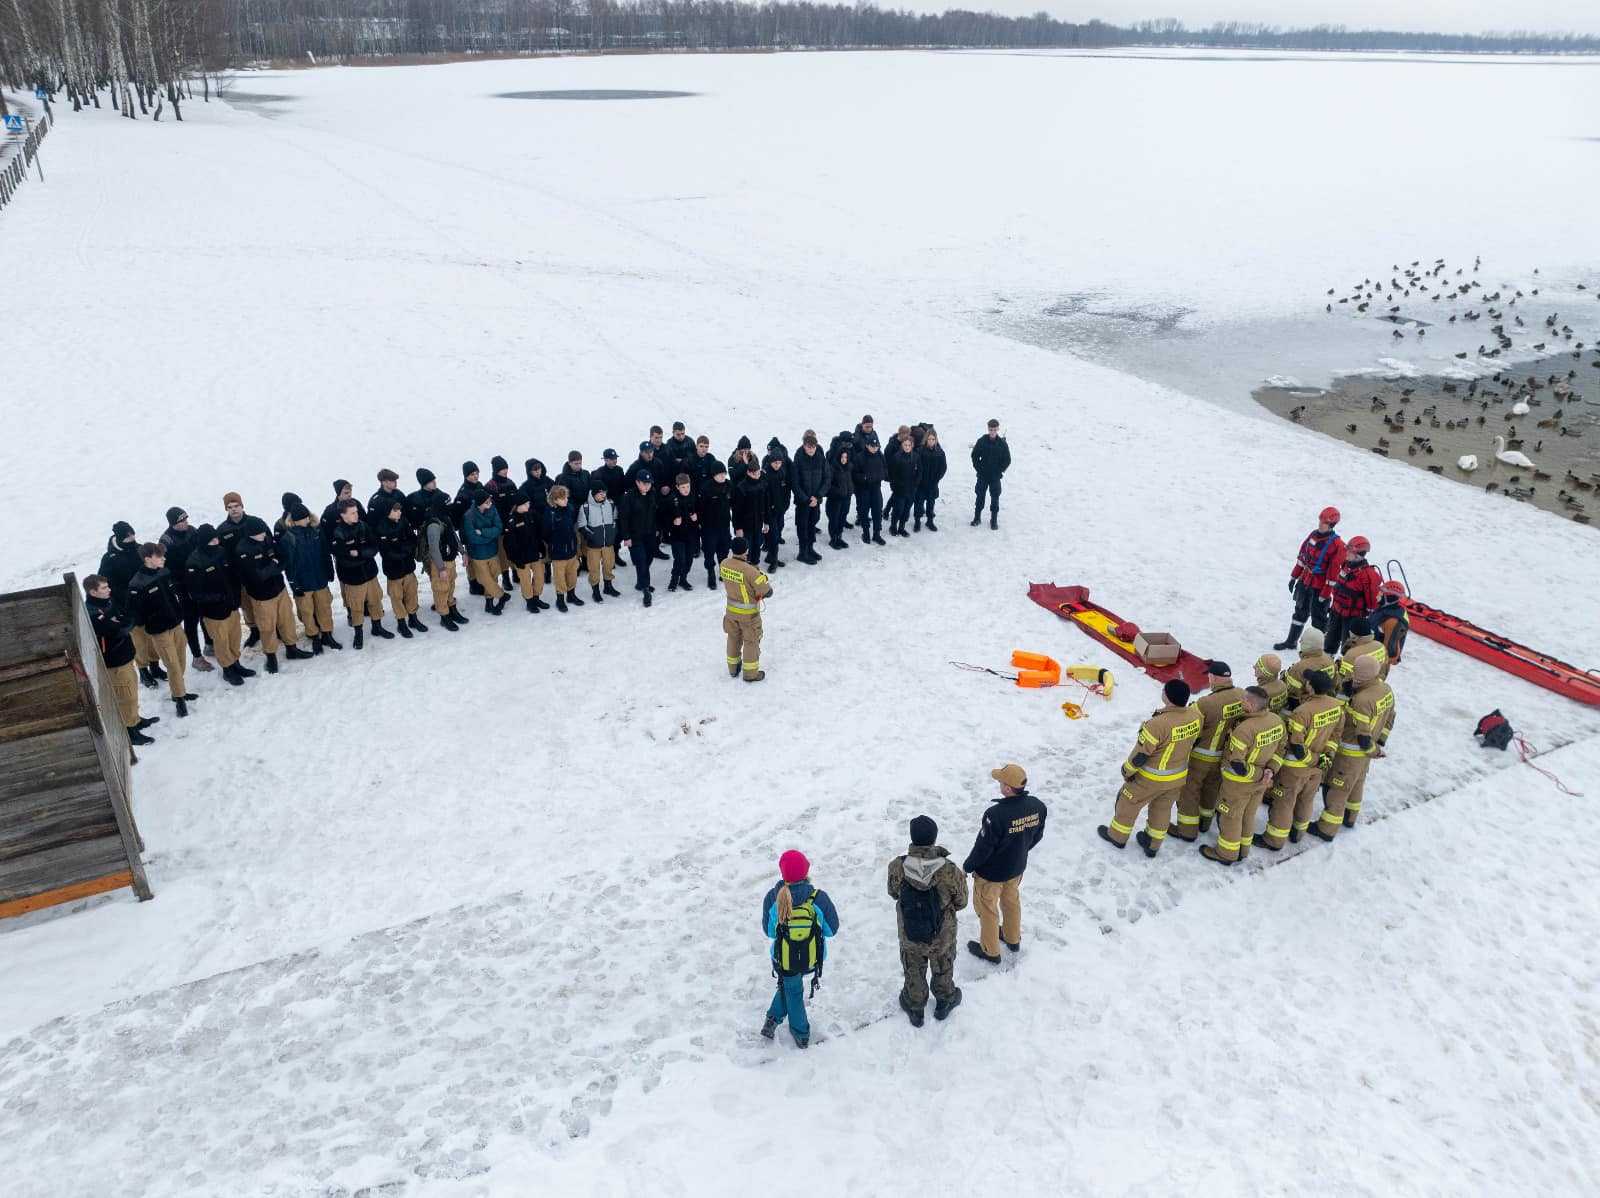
[1457,454,1479,471]
[1493,435,1536,470]
[1511,400,1530,416]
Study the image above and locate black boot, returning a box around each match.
[407,613,428,633]
[265,652,279,674]
[1252,832,1282,853]
[525,597,538,613]
[128,726,155,746]
[967,940,1001,965]
[485,595,496,613]
[667,576,679,593]
[243,628,260,649]
[353,626,364,650]
[900,992,925,1028]
[926,517,938,531]
[319,631,343,650]
[485,598,505,617]
[149,661,168,681]
[1135,829,1160,858]
[285,644,313,660]
[222,663,245,686]
[556,594,568,613]
[933,988,962,1021]
[872,533,886,546]
[311,638,323,656]
[604,580,621,597]
[175,698,189,718]
[440,612,460,631]
[567,589,584,606]
[990,513,998,530]
[136,715,161,729]
[971,508,982,527]
[1096,825,1125,850]
[706,569,718,590]
[531,597,548,612]
[643,590,652,608]
[862,528,871,544]
[450,605,469,624]
[1274,622,1304,652]
[592,585,603,604]
[397,619,413,638]
[760,1016,778,1041]
[234,662,256,678]
[468,578,484,596]
[371,619,395,638]
[138,665,157,689]
[913,517,921,532]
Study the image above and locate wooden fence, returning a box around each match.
[0,573,152,920]
[0,106,52,215]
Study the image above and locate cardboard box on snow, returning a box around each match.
[1134,632,1181,665]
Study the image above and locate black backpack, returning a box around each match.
[899,882,944,944]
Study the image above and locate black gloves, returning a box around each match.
[1288,578,1297,595]
[1287,744,1307,761]
[1131,753,1150,768]
[1357,735,1373,751]
[1227,760,1247,777]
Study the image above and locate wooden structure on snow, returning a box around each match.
[0,573,151,919]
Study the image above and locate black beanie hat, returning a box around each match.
[417,468,436,486]
[491,455,508,473]
[195,523,217,543]
[113,520,136,541]
[1349,616,1373,636]
[462,461,479,478]
[281,492,302,513]
[737,435,751,450]
[1163,679,1192,706]
[289,503,312,522]
[909,815,938,847]
[333,479,350,496]
[165,506,186,527]
[1206,660,1231,678]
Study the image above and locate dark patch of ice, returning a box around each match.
[495,89,698,101]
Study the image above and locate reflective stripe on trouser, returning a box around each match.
[385,575,419,619]
[724,611,762,675]
[131,625,156,668]
[551,557,579,594]
[1212,773,1272,861]
[202,611,241,668]
[341,578,385,623]
[584,546,615,584]
[149,625,187,700]
[514,559,545,599]
[295,588,336,636]
[1107,774,1178,848]
[973,874,1022,956]
[254,590,299,654]
[429,563,457,614]
[108,659,140,728]
[468,557,506,599]
[1319,754,1372,836]
[900,937,958,1010]
[1174,755,1221,837]
[1262,765,1323,846]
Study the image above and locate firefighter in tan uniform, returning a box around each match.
[1314,653,1396,840]
[719,535,772,683]
[1284,628,1337,704]
[1254,670,1343,850]
[1336,616,1387,685]
[1201,686,1284,865]
[1097,679,1202,858]
[1254,653,1288,713]
[1172,662,1244,841]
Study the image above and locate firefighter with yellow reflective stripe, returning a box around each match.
[1200,687,1284,865]
[1254,652,1288,713]
[1097,679,1201,858]
[720,535,772,683]
[1336,616,1387,683]
[1313,653,1395,840]
[1171,662,1245,841]
[1284,628,1337,704]
[1254,670,1343,850]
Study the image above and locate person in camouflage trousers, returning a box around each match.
[886,815,968,1027]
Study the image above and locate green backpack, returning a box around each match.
[774,896,822,978]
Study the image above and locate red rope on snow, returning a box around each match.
[1514,735,1584,797]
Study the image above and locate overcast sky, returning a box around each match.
[942,2,1600,36]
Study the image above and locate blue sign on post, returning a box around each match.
[35,87,47,100]
[3,114,25,133]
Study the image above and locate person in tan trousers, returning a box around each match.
[1201,687,1284,865]
[1172,662,1245,841]
[963,764,1048,963]
[1313,654,1396,840]
[1097,679,1202,858]
[1284,628,1337,704]
[127,544,196,716]
[718,536,771,681]
[1255,671,1343,850]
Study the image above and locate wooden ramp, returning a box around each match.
[0,574,151,919]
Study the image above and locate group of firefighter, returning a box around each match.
[1098,506,1406,864]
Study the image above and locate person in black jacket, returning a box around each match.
[664,473,701,592]
[101,522,162,684]
[127,543,196,715]
[407,468,442,531]
[697,463,732,589]
[543,484,584,613]
[217,492,271,648]
[374,499,426,638]
[885,431,921,538]
[853,434,887,545]
[184,525,253,685]
[971,419,1011,530]
[662,421,695,475]
[914,429,948,531]
[158,507,215,668]
[502,494,549,613]
[555,452,592,525]
[727,436,758,485]
[278,507,341,654]
[328,499,392,649]
[687,436,719,494]
[852,414,879,458]
[591,449,627,568]
[618,472,659,606]
[732,460,768,565]
[234,526,311,672]
[824,442,854,550]
[762,454,792,569]
[84,574,155,745]
[367,470,402,527]
[790,431,831,565]
[452,461,482,531]
[962,763,1048,963]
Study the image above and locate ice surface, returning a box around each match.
[2,50,1599,1195]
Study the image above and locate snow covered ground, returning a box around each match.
[3,49,1599,1195]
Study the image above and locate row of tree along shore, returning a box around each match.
[3,2,1598,124]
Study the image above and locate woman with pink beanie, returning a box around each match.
[760,849,840,1049]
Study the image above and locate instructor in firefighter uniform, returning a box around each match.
[1314,654,1396,839]
[1097,679,1201,858]
[719,535,772,683]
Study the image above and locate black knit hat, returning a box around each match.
[462,461,479,479]
[417,467,436,486]
[196,523,217,543]
[491,455,508,473]
[289,503,312,522]
[909,815,938,847]
[333,479,351,496]
[165,506,186,526]
[113,520,136,541]
[281,492,302,513]
[590,480,608,496]
[1164,679,1192,706]
[737,435,751,450]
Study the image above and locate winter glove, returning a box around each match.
[1131,753,1150,768]
[1226,760,1248,778]
[1288,578,1297,594]
[1357,735,1373,751]
[1286,743,1307,761]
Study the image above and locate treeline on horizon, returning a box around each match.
[3,0,1598,121]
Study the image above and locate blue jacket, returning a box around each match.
[761,880,839,972]
[277,524,332,594]
[543,504,579,560]
[462,504,503,561]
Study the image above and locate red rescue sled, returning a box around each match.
[1027,583,1212,692]
[1401,597,1600,707]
